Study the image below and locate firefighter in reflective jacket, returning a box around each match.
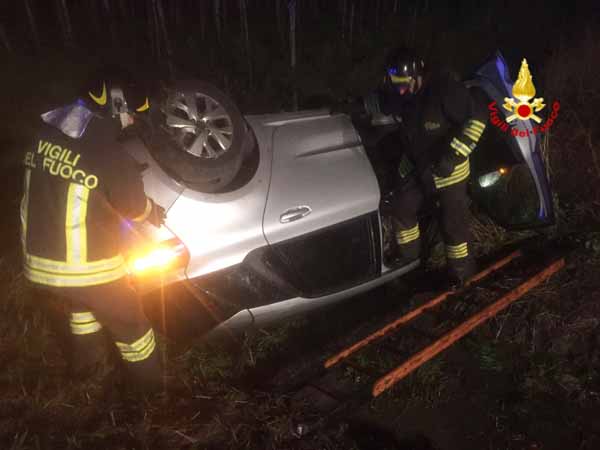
[20,69,165,391]
[379,47,488,285]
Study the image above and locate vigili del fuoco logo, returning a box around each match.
[488,58,560,137]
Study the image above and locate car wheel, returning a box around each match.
[146,80,246,193]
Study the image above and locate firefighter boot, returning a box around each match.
[446,255,477,290]
[67,311,113,381]
[117,328,164,395]
[68,331,112,381]
[388,223,421,267]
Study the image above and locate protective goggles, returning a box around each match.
[387,68,413,85]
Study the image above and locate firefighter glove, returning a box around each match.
[432,151,466,178]
[148,200,166,227]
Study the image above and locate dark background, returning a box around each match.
[2,0,599,208]
[1,0,598,113]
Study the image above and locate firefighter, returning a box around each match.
[378,47,488,286]
[20,67,165,392]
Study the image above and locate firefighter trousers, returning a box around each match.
[391,173,475,280]
[46,277,162,392]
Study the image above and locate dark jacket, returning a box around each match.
[379,71,489,176]
[21,111,152,287]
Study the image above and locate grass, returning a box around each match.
[402,358,451,407]
[2,203,600,450]
[180,345,236,383]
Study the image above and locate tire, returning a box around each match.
[144,80,246,193]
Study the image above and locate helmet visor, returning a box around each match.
[387,68,414,95]
[389,73,413,84]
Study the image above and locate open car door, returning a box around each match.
[467,52,555,230]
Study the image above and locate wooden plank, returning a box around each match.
[372,258,564,397]
[324,250,522,368]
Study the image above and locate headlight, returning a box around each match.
[478,167,508,188]
[128,238,189,275]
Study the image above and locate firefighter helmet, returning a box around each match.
[84,66,150,118]
[384,47,426,95]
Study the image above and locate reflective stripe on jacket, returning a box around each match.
[379,71,488,187]
[21,112,149,287]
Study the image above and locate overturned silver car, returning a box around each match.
[124,52,554,336]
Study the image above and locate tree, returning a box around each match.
[0,23,11,53]
[341,0,346,42]
[153,0,174,79]
[275,0,284,46]
[240,0,253,88]
[55,0,74,48]
[288,0,298,110]
[146,0,159,59]
[214,0,222,45]
[86,0,102,40]
[24,0,40,51]
[199,1,207,43]
[102,0,118,48]
[349,1,355,49]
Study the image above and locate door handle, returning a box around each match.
[280,205,312,223]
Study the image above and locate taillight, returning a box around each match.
[127,238,189,275]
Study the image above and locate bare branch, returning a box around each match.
[23,0,40,51]
[240,0,253,88]
[56,0,74,48]
[288,0,298,110]
[102,0,118,48]
[155,0,174,79]
[0,24,11,53]
[214,0,222,44]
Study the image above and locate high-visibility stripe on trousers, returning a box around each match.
[45,278,162,391]
[390,177,425,261]
[116,328,157,363]
[390,172,473,275]
[446,242,469,259]
[396,224,420,244]
[70,311,103,335]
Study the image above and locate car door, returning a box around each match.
[261,112,383,298]
[467,52,555,229]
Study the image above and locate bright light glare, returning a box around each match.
[478,170,504,188]
[131,247,178,273]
